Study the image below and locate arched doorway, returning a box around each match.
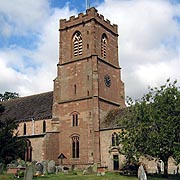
[113,155,119,170]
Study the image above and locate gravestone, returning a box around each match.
[83,166,93,175]
[24,165,33,180]
[92,163,97,172]
[18,159,26,167]
[55,166,62,174]
[87,166,93,174]
[47,160,56,174]
[83,169,88,175]
[138,164,147,180]
[7,160,18,168]
[0,163,4,174]
[62,166,69,174]
[35,162,43,176]
[41,161,48,175]
[31,160,37,175]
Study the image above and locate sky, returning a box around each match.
[0,0,180,101]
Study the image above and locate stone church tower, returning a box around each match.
[52,7,125,167]
[2,7,179,173]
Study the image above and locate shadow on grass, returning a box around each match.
[147,174,180,180]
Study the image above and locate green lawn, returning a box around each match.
[34,172,136,180]
[1,172,180,180]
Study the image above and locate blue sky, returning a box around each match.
[0,0,104,49]
[0,0,180,100]
[50,0,104,11]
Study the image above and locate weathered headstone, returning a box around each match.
[41,161,48,175]
[92,163,98,172]
[47,160,56,174]
[83,166,93,175]
[7,160,18,168]
[18,159,26,167]
[24,165,33,180]
[35,162,43,176]
[138,164,147,180]
[83,169,88,175]
[87,166,93,174]
[0,163,4,174]
[30,161,37,176]
[55,166,62,174]
[62,166,69,174]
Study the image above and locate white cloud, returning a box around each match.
[0,0,50,36]
[97,0,180,99]
[0,0,180,101]
[0,1,77,96]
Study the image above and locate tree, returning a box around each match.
[0,104,5,114]
[0,105,26,164]
[119,79,180,175]
[0,92,19,102]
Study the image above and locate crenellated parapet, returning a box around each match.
[59,7,118,34]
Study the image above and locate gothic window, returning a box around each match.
[101,33,107,59]
[23,123,26,135]
[72,112,78,126]
[43,120,46,133]
[116,133,120,146]
[73,31,82,57]
[72,136,79,158]
[112,132,119,146]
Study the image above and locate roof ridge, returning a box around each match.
[1,91,53,104]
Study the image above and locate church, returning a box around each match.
[4,7,178,173]
[1,7,126,171]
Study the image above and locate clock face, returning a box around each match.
[104,74,111,87]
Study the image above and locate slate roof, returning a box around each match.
[0,91,53,122]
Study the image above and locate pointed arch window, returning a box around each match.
[23,123,26,135]
[73,31,83,57]
[72,136,79,158]
[101,33,107,59]
[112,132,119,146]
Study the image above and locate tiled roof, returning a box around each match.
[0,91,53,122]
[100,108,126,130]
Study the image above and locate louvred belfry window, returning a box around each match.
[73,31,82,57]
[101,34,107,58]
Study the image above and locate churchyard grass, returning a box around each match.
[34,172,136,180]
[1,172,180,180]
[34,173,180,180]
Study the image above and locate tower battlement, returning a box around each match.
[60,7,117,34]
